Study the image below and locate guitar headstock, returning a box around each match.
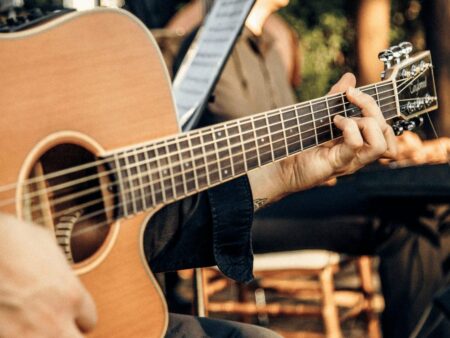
[378,42,438,132]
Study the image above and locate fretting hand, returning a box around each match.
[249,73,398,209]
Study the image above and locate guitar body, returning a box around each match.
[0,9,176,337]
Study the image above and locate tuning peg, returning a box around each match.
[399,42,413,59]
[392,121,404,136]
[378,49,394,67]
[378,49,394,79]
[389,45,403,64]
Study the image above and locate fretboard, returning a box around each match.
[109,80,397,218]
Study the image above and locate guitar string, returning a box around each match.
[0,90,400,210]
[68,108,406,240]
[0,89,416,215]
[1,85,402,209]
[0,71,432,218]
[0,85,399,208]
[3,69,427,198]
[30,105,400,226]
[23,68,432,230]
[38,67,436,221]
[40,107,399,233]
[0,78,405,194]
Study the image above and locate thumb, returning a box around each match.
[75,286,97,333]
[328,73,356,95]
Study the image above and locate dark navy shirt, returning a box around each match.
[145,175,255,283]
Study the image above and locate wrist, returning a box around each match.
[247,164,289,211]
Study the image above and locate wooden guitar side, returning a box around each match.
[0,9,177,337]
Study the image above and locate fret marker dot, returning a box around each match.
[261,138,265,143]
[163,170,168,174]
[217,132,222,137]
[185,163,190,167]
[320,119,324,123]
[224,170,228,175]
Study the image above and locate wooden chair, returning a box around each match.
[195,251,383,338]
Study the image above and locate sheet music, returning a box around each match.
[172,0,255,130]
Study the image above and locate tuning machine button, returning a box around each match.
[389,45,403,64]
[392,121,404,136]
[399,42,413,59]
[378,49,394,79]
[425,93,433,106]
[407,101,416,114]
[401,69,411,79]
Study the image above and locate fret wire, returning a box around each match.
[280,110,291,155]
[212,127,224,180]
[34,105,401,225]
[374,84,383,113]
[265,113,275,163]
[201,129,212,187]
[143,144,156,206]
[175,137,188,196]
[309,101,319,146]
[294,105,304,151]
[341,93,348,118]
[186,133,200,192]
[251,116,262,167]
[122,153,137,214]
[133,148,147,211]
[165,140,178,199]
[154,143,167,203]
[237,119,249,172]
[325,97,334,139]
[221,126,232,177]
[113,153,128,217]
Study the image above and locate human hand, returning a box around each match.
[249,73,397,209]
[0,214,96,338]
[380,131,450,167]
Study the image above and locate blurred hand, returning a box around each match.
[0,214,97,338]
[249,73,397,207]
[380,131,450,166]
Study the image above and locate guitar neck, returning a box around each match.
[109,79,398,218]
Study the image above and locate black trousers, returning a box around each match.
[165,313,281,338]
[253,164,450,338]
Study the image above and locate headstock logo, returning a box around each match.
[410,77,427,95]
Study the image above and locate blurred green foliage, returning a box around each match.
[280,0,425,101]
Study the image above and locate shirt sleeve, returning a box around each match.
[144,175,254,283]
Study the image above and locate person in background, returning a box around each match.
[169,0,449,337]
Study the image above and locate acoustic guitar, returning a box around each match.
[0,8,438,337]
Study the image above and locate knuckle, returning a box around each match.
[374,140,388,155]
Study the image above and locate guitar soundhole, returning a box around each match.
[22,143,114,264]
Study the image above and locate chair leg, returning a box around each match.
[194,268,208,317]
[357,257,382,338]
[320,265,342,338]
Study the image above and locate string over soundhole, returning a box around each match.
[21,143,116,264]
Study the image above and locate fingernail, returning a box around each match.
[348,87,355,95]
[334,115,344,122]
